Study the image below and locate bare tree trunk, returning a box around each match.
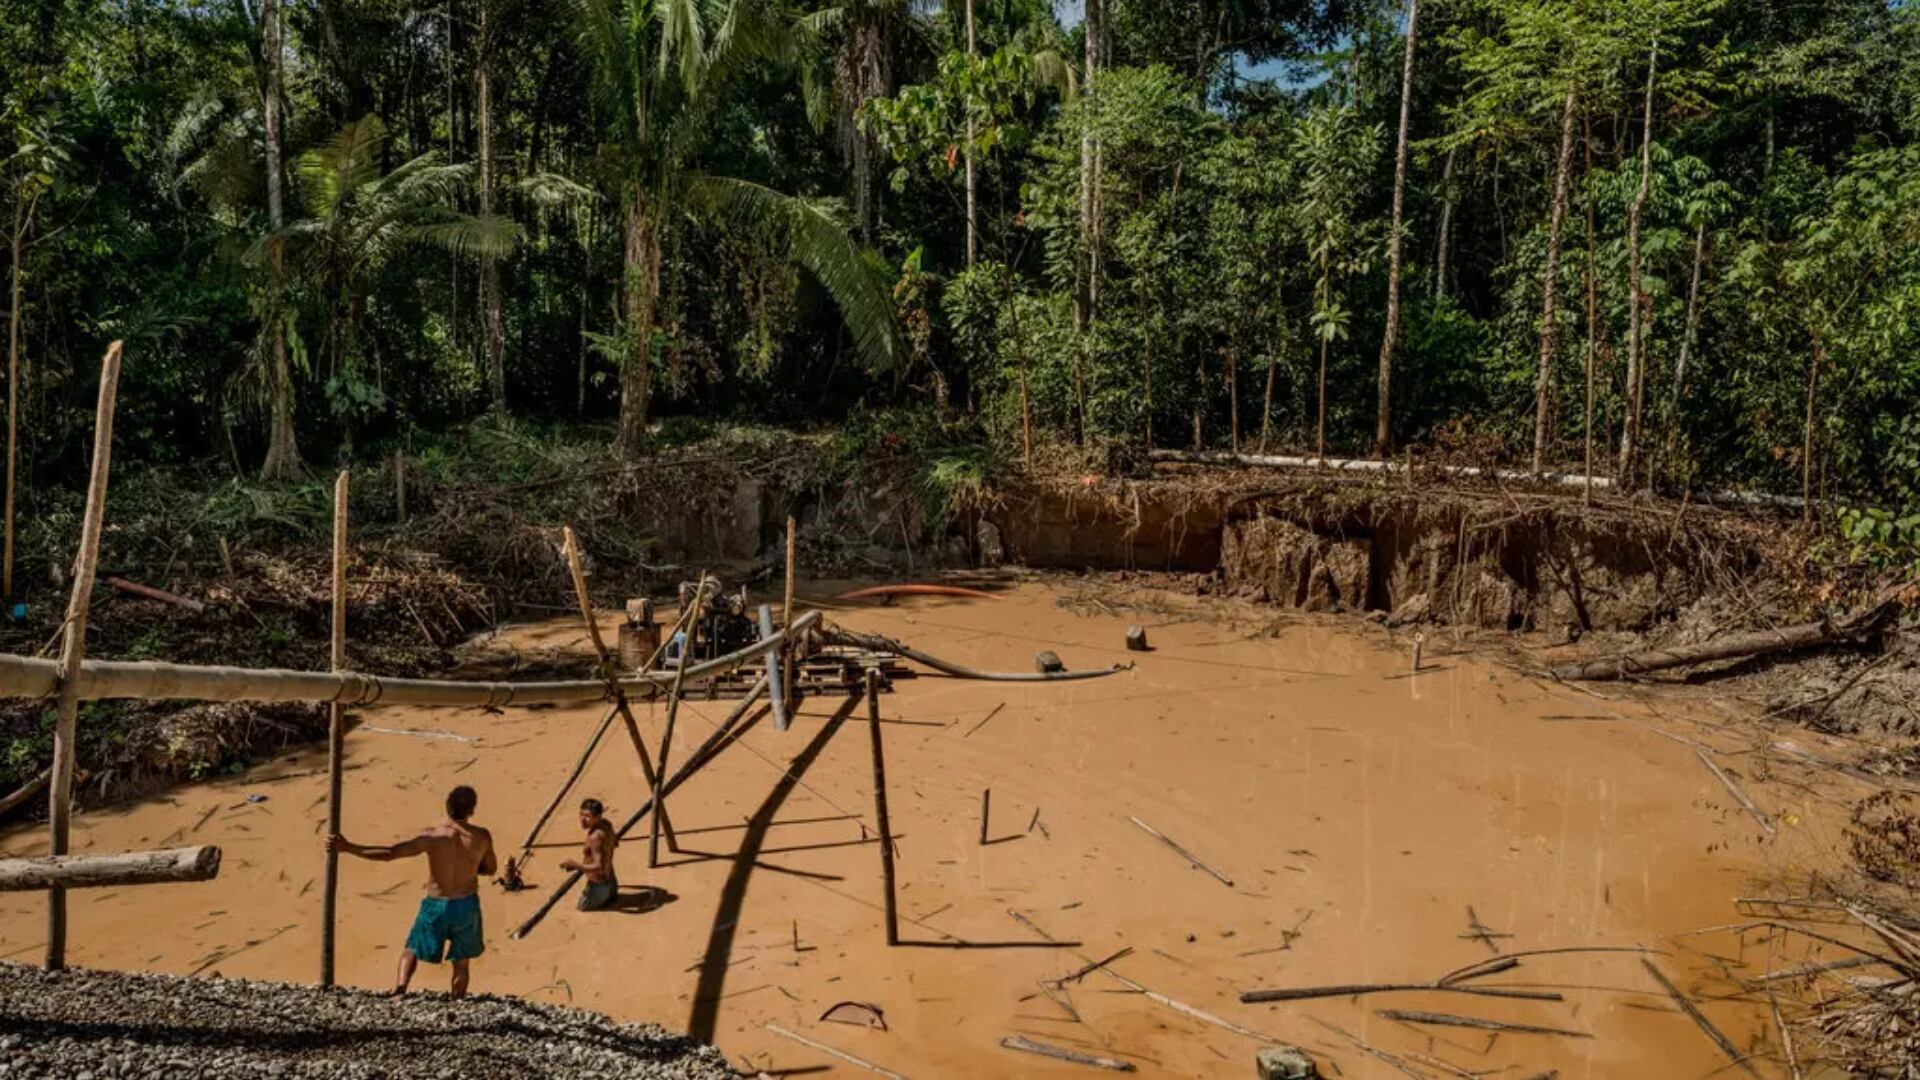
[1074,0,1102,444]
[1374,0,1420,457]
[1227,348,1239,454]
[1192,347,1205,451]
[1670,221,1706,419]
[964,0,977,269]
[1583,118,1600,505]
[1802,335,1822,528]
[5,195,34,599]
[1619,40,1657,484]
[1433,147,1455,301]
[1139,266,1153,450]
[477,0,505,414]
[1316,333,1330,460]
[616,192,659,462]
[260,0,303,481]
[1532,83,1578,475]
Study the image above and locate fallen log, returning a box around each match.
[0,766,51,817]
[0,845,220,891]
[1550,608,1891,682]
[823,627,1131,683]
[1000,1034,1135,1072]
[0,610,821,706]
[107,577,208,613]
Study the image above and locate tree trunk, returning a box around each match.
[1260,355,1278,455]
[1531,84,1578,475]
[1619,40,1658,484]
[1227,348,1239,454]
[5,195,33,599]
[1802,335,1822,527]
[1670,221,1706,420]
[260,0,302,481]
[963,0,977,268]
[1139,266,1153,450]
[1433,147,1455,301]
[1192,346,1205,451]
[1,846,221,892]
[616,191,660,462]
[1074,0,1102,443]
[1374,0,1420,457]
[1583,116,1599,504]
[1316,332,1330,460]
[478,0,505,414]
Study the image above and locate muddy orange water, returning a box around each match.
[0,583,1863,1077]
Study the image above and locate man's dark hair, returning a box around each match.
[580,798,605,817]
[446,785,478,821]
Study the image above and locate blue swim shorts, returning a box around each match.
[405,894,484,963]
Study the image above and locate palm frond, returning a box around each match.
[296,116,388,219]
[413,212,525,259]
[687,174,904,374]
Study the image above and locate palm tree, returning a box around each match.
[803,0,925,241]
[572,0,903,461]
[265,116,516,442]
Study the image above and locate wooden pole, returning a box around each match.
[979,788,991,845]
[45,340,122,971]
[511,675,768,940]
[0,613,821,708]
[560,526,677,850]
[783,516,797,712]
[865,667,898,945]
[1,845,220,891]
[650,574,709,868]
[320,469,347,987]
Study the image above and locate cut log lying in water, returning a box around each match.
[1549,610,1889,682]
[0,845,220,891]
[0,611,821,706]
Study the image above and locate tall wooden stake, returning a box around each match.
[561,526,676,849]
[320,469,348,986]
[782,515,797,714]
[651,574,708,868]
[392,450,405,523]
[46,340,122,970]
[865,668,898,945]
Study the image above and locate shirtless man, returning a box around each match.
[563,798,619,911]
[327,784,495,997]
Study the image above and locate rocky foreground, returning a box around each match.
[0,964,735,1079]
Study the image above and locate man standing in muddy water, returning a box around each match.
[563,797,619,912]
[326,784,496,997]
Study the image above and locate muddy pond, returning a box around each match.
[0,582,1861,1077]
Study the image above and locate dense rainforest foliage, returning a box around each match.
[2,0,1918,543]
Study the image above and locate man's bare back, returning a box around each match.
[417,820,494,898]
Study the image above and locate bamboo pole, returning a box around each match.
[320,469,347,987]
[865,667,898,946]
[560,526,675,850]
[0,611,822,707]
[46,340,122,971]
[783,516,796,713]
[650,574,709,868]
[519,596,701,855]
[1,845,220,891]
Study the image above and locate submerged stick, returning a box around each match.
[1129,816,1231,886]
[1641,959,1760,1078]
[1051,946,1133,987]
[765,1022,908,1080]
[47,340,122,971]
[1000,1034,1135,1072]
[1695,749,1775,835]
[1241,980,1560,1005]
[1377,1009,1590,1038]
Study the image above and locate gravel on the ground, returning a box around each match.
[0,963,735,1079]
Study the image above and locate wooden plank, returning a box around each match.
[1000,1034,1135,1072]
[47,340,122,970]
[0,845,219,891]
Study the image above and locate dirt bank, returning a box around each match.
[0,583,1880,1077]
